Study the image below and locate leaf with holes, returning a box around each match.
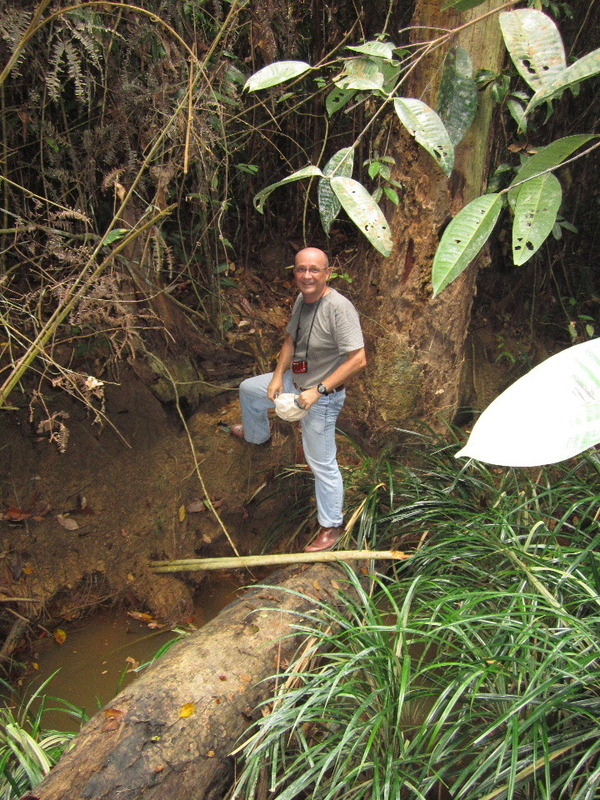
[318,148,354,235]
[512,173,562,266]
[325,86,356,116]
[393,98,454,175]
[526,48,600,112]
[507,134,594,210]
[253,165,323,213]
[432,193,503,296]
[499,9,566,93]
[437,47,478,146]
[330,177,392,256]
[456,339,600,466]
[244,61,311,92]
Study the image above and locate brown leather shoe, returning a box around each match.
[231,423,245,439]
[304,525,344,552]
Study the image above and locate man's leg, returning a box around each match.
[239,372,275,443]
[301,391,345,528]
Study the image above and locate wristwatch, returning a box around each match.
[317,383,329,395]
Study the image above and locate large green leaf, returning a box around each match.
[437,46,478,146]
[526,48,600,112]
[335,57,385,91]
[244,61,311,92]
[499,9,566,93]
[512,173,562,266]
[432,193,503,296]
[507,134,595,210]
[393,98,454,175]
[330,176,392,256]
[455,339,600,467]
[253,165,323,213]
[346,41,395,60]
[318,148,355,235]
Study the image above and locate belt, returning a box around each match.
[293,382,345,394]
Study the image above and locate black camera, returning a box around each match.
[292,360,307,374]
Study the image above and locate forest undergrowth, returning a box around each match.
[3,427,600,800]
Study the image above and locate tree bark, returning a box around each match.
[31,562,351,800]
[352,0,506,438]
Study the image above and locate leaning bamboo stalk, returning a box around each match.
[150,550,409,572]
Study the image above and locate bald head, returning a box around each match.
[294,247,329,270]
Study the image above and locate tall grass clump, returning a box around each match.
[233,431,600,800]
[0,676,86,799]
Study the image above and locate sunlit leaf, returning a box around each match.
[179,702,196,718]
[346,41,395,60]
[253,165,323,213]
[393,98,454,175]
[437,46,478,146]
[456,339,600,466]
[100,228,128,246]
[442,0,488,9]
[244,61,311,92]
[512,173,562,266]
[325,86,356,116]
[499,9,566,93]
[53,628,67,645]
[526,48,600,112]
[335,57,385,91]
[507,134,595,209]
[330,176,392,256]
[432,193,503,296]
[318,148,354,235]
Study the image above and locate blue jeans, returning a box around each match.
[239,370,346,528]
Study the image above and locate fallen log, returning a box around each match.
[31,562,354,800]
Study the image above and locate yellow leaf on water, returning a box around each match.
[178,505,186,523]
[53,628,67,645]
[179,702,196,718]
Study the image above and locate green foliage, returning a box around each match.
[243,61,311,92]
[437,46,478,147]
[499,8,567,93]
[432,9,600,291]
[393,98,454,176]
[432,193,503,296]
[244,35,457,247]
[234,441,600,800]
[512,173,562,265]
[0,676,86,799]
[318,147,355,235]
[330,177,392,256]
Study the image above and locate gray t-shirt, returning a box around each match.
[286,288,364,388]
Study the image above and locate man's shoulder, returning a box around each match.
[325,288,358,310]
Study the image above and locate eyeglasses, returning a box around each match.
[293,266,329,275]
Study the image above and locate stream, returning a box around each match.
[27,571,250,730]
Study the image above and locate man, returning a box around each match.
[232,247,366,552]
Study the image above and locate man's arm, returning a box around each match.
[298,347,367,409]
[267,334,294,400]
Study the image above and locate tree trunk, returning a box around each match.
[352,0,506,438]
[31,562,352,800]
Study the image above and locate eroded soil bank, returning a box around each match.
[0,368,307,668]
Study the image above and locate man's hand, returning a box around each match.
[297,387,320,410]
[267,376,284,401]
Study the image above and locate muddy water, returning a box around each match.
[28,572,250,730]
